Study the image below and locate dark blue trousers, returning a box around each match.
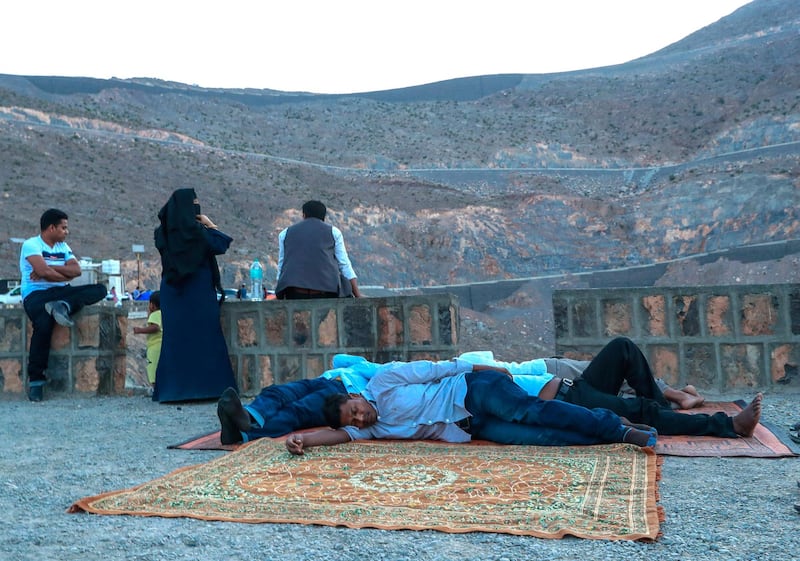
[243,377,347,441]
[464,371,626,445]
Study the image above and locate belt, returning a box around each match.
[455,417,471,434]
[554,377,573,401]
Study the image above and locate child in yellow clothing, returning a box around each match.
[133,291,162,387]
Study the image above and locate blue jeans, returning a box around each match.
[243,377,347,441]
[464,371,625,445]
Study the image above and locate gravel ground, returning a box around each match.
[1,390,798,561]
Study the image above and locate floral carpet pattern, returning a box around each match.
[71,439,662,540]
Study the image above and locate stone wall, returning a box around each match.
[552,284,800,392]
[0,294,459,398]
[224,294,459,396]
[0,305,127,396]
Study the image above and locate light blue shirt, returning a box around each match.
[276,224,357,282]
[19,235,76,299]
[320,354,378,399]
[458,350,554,398]
[342,359,474,443]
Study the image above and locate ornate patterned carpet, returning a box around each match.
[71,439,662,540]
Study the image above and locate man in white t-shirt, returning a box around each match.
[20,209,106,401]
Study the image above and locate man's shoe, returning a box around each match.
[44,300,74,327]
[217,388,249,445]
[28,381,45,402]
[217,408,243,445]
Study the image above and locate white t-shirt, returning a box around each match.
[20,235,75,299]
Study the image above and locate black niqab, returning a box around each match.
[154,188,214,286]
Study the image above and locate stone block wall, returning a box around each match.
[0,294,459,398]
[0,305,127,396]
[553,284,800,392]
[223,294,459,396]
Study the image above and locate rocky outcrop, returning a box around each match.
[0,0,797,294]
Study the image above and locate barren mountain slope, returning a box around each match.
[0,0,797,300]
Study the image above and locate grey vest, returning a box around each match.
[275,218,340,296]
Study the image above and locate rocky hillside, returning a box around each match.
[0,0,797,305]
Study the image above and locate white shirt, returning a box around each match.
[20,235,76,299]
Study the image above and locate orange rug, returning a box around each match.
[655,400,798,457]
[71,439,662,540]
[168,431,238,451]
[170,401,798,457]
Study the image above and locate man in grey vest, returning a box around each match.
[275,200,362,299]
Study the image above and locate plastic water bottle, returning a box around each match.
[249,259,263,301]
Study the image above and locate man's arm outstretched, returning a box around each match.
[285,428,351,455]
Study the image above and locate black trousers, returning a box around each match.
[278,287,338,299]
[562,337,737,437]
[23,284,107,382]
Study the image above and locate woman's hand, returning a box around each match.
[196,214,217,229]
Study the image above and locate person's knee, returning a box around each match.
[607,336,638,360]
[91,284,108,301]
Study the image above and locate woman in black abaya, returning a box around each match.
[152,188,237,402]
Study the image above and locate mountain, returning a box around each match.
[0,0,797,300]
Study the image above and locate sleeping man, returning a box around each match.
[283,355,659,455]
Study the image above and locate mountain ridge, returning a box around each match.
[0,0,797,299]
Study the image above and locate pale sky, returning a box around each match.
[2,0,752,94]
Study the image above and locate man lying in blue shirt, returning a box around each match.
[217,354,376,444]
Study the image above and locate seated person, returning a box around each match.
[275,200,361,299]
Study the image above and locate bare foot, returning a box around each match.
[682,384,700,397]
[731,393,763,437]
[681,385,706,406]
[663,387,706,409]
